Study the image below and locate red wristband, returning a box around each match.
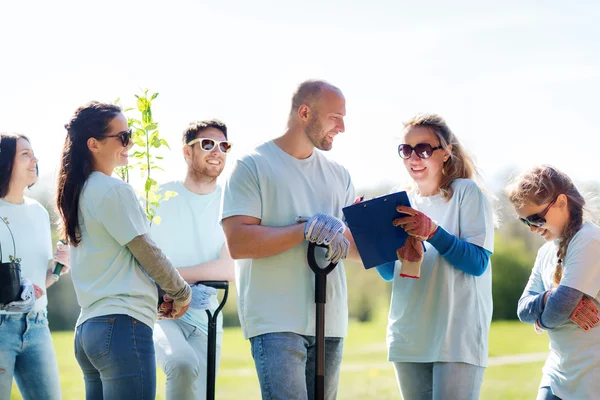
[427,226,439,241]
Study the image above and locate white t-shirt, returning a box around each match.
[524,222,600,399]
[150,181,225,335]
[0,197,52,313]
[387,179,495,367]
[70,172,157,329]
[221,140,355,340]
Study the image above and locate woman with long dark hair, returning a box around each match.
[56,101,191,399]
[0,133,69,400]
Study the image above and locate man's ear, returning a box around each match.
[297,105,310,123]
[183,144,193,164]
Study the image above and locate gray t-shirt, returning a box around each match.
[151,181,225,335]
[221,140,355,339]
[71,172,156,329]
[527,222,600,398]
[388,179,495,367]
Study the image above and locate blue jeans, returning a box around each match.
[154,319,222,400]
[393,362,485,400]
[74,314,156,400]
[0,311,61,400]
[537,386,561,400]
[250,332,344,400]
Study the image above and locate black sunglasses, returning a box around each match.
[105,129,132,147]
[519,198,557,227]
[398,143,443,159]
[186,138,232,154]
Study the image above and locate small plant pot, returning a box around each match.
[0,262,22,304]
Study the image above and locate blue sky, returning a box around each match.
[1,0,599,195]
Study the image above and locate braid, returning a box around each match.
[506,165,587,287]
[553,202,584,286]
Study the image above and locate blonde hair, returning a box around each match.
[505,165,585,286]
[404,113,480,200]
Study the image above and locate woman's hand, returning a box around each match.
[52,241,70,275]
[570,296,600,331]
[393,206,438,241]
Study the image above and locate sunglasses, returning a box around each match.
[105,129,132,147]
[187,138,232,154]
[519,198,557,227]
[398,143,443,159]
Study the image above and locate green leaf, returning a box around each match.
[151,92,159,100]
[133,136,145,147]
[137,98,150,112]
[163,190,178,201]
[144,123,158,131]
[159,139,170,149]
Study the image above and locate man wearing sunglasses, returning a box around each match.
[150,120,234,400]
[221,80,360,399]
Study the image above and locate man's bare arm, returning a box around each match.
[177,244,235,283]
[222,215,305,260]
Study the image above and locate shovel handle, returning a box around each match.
[307,242,338,275]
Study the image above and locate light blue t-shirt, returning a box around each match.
[221,140,355,340]
[387,179,495,367]
[150,181,225,335]
[524,222,600,399]
[71,172,157,329]
[0,197,52,313]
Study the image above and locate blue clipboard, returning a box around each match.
[342,191,423,269]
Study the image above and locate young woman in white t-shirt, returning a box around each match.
[375,113,495,399]
[56,102,192,399]
[0,133,70,400]
[506,165,600,400]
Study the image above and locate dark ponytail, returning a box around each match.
[56,101,121,246]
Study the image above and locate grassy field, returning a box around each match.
[11,320,549,399]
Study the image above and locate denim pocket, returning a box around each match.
[81,317,116,361]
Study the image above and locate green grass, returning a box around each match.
[11,320,548,399]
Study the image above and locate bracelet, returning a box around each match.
[50,274,60,282]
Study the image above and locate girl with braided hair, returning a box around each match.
[507,165,600,400]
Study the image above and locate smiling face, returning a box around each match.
[402,126,451,196]
[184,127,228,180]
[514,195,570,241]
[304,88,346,151]
[88,113,132,175]
[11,137,38,188]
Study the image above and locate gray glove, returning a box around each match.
[324,230,350,264]
[189,284,218,310]
[296,213,346,245]
[0,278,36,313]
[296,214,350,264]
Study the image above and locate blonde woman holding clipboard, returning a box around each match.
[375,114,494,400]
